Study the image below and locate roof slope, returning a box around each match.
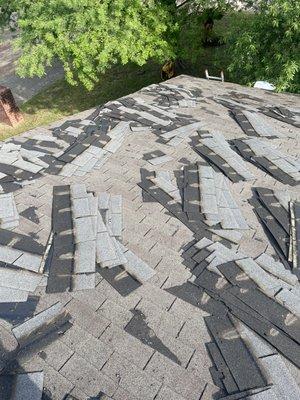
[0,76,299,400]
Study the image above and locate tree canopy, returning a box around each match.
[0,0,299,92]
[228,0,300,92]
[1,0,176,89]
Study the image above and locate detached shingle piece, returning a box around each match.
[0,286,29,303]
[0,245,23,264]
[0,193,19,229]
[71,273,96,291]
[96,231,119,264]
[193,132,255,182]
[70,183,88,199]
[13,252,42,273]
[72,197,92,218]
[104,195,123,238]
[12,302,70,347]
[74,240,96,273]
[98,192,110,211]
[255,253,297,285]
[161,121,204,145]
[0,266,42,293]
[234,138,300,185]
[151,172,181,202]
[122,246,156,283]
[74,216,97,243]
[148,155,173,166]
[198,165,248,230]
[210,229,243,244]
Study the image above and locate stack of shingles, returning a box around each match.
[0,132,68,192]
[0,192,19,229]
[131,96,179,121]
[184,164,248,233]
[290,201,300,270]
[103,96,204,148]
[187,237,246,277]
[46,117,107,175]
[71,184,98,290]
[231,109,284,138]
[233,138,300,185]
[141,82,202,109]
[141,84,181,109]
[192,132,255,182]
[0,232,44,303]
[213,96,258,113]
[160,121,204,147]
[47,184,156,293]
[59,120,131,177]
[251,187,300,271]
[104,97,173,128]
[204,314,268,399]
[0,143,45,174]
[158,83,201,108]
[47,184,97,292]
[140,165,248,240]
[0,143,45,193]
[260,105,300,128]
[151,171,181,202]
[178,240,300,399]
[205,311,300,400]
[96,192,156,283]
[233,318,300,400]
[186,237,300,370]
[213,95,287,145]
[52,118,100,144]
[139,168,207,235]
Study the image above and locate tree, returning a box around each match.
[1,0,245,88]
[2,0,298,92]
[228,0,300,92]
[1,0,176,89]
[163,0,233,64]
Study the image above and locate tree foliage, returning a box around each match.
[3,0,176,89]
[228,0,300,92]
[1,0,299,92]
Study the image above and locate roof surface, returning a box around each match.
[0,76,299,400]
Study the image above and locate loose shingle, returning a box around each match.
[0,286,29,303]
[0,266,42,292]
[0,245,23,264]
[275,289,300,318]
[74,240,96,274]
[210,229,243,244]
[255,253,297,286]
[71,273,96,291]
[96,231,118,264]
[13,252,42,273]
[12,302,70,347]
[259,354,300,400]
[74,216,97,243]
[122,249,156,283]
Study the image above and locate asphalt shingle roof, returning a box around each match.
[0,75,299,400]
